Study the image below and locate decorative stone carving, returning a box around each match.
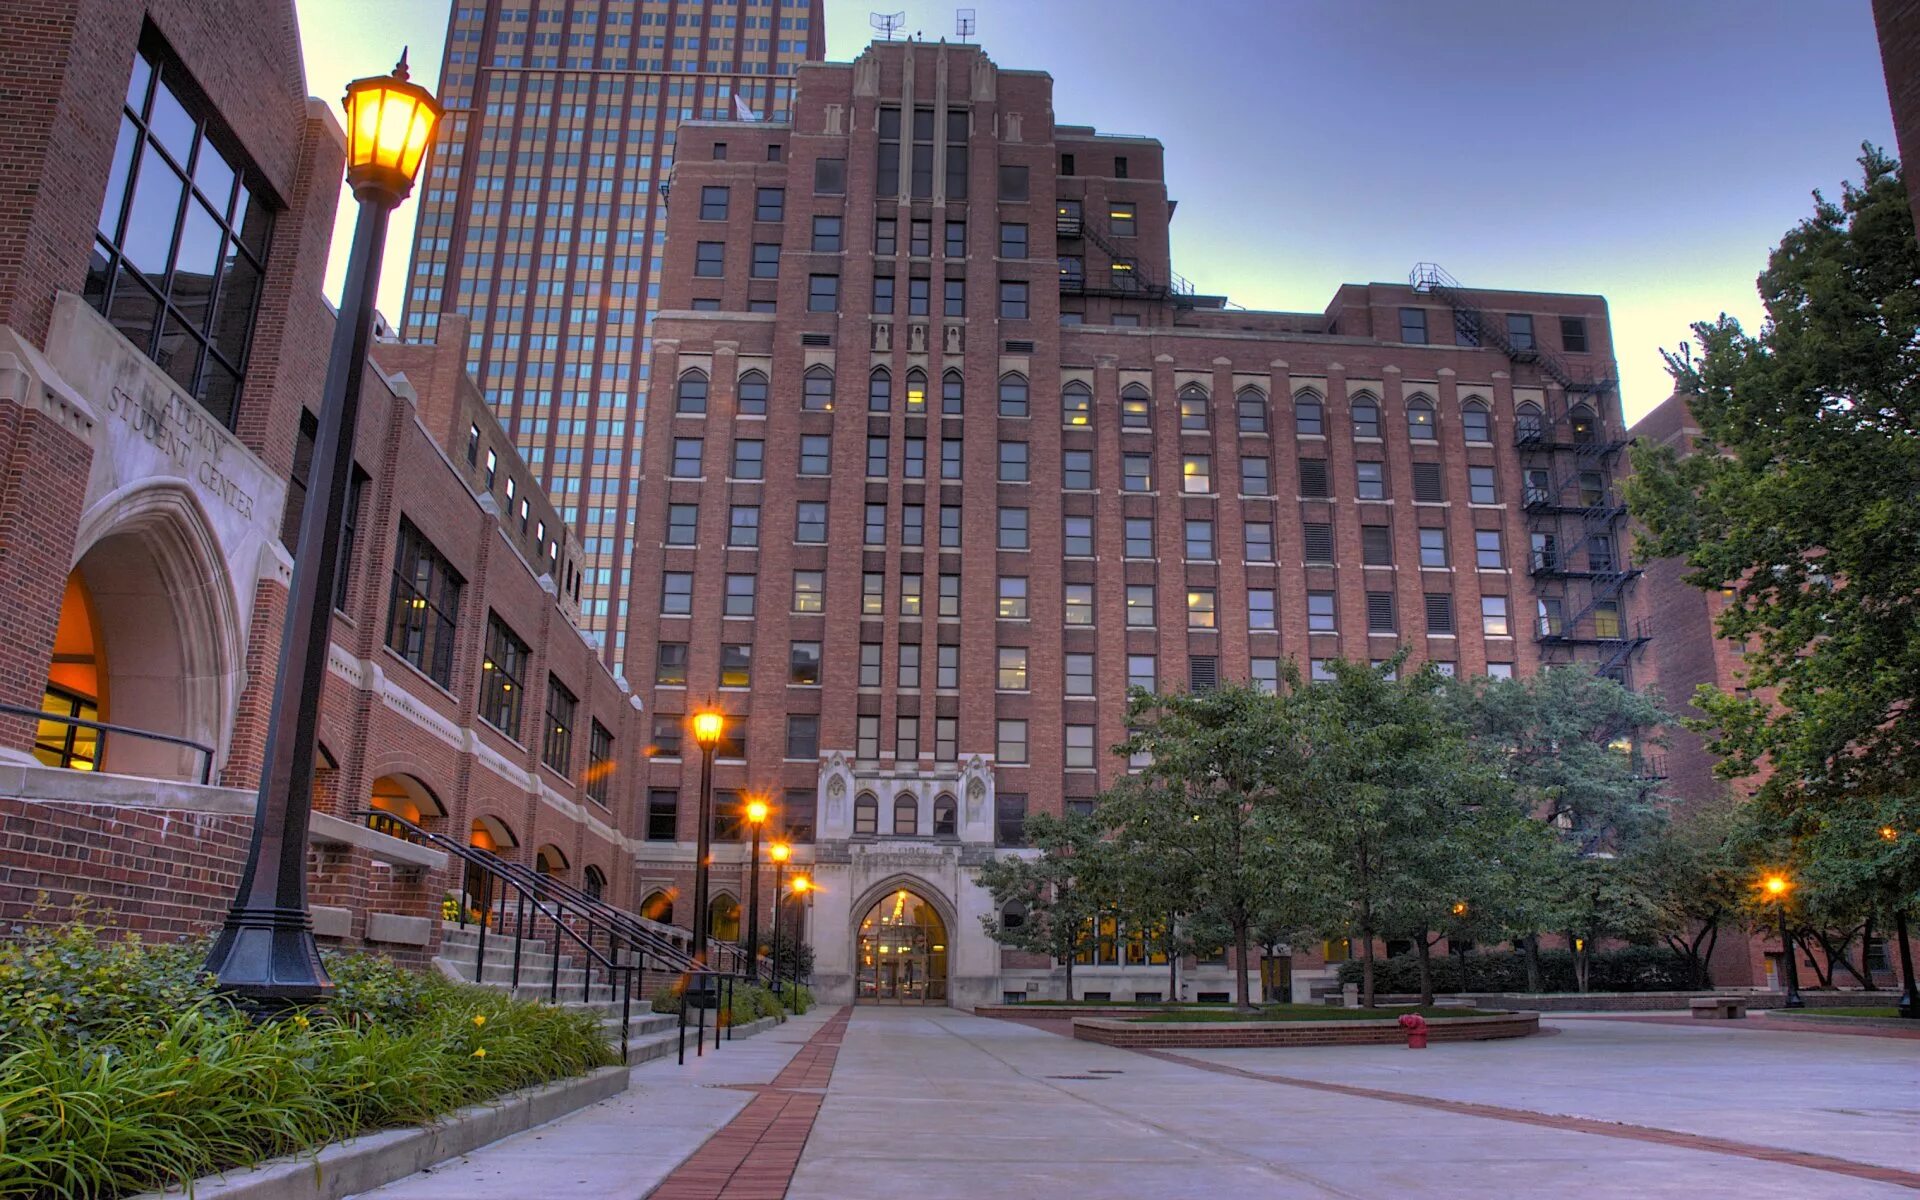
[971,53,996,102]
[824,103,844,135]
[1005,112,1022,143]
[908,322,928,353]
[943,324,964,354]
[965,777,986,825]
[852,52,879,97]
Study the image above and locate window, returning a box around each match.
[1362,524,1393,565]
[790,641,822,685]
[945,220,967,257]
[998,576,1029,619]
[696,185,730,220]
[792,571,824,613]
[814,156,846,194]
[997,646,1029,690]
[726,437,764,480]
[1594,601,1623,639]
[1241,455,1271,496]
[799,434,831,476]
[942,369,965,414]
[940,505,961,547]
[723,573,756,617]
[998,506,1029,549]
[727,504,759,547]
[806,274,839,312]
[1186,588,1217,628]
[1125,516,1154,558]
[946,109,970,197]
[941,440,962,479]
[1580,471,1606,506]
[900,573,923,616]
[1249,588,1277,631]
[1244,518,1274,560]
[1127,654,1156,691]
[869,275,895,314]
[785,714,819,760]
[1236,388,1268,433]
[1126,584,1155,627]
[386,519,463,687]
[655,643,689,686]
[1407,398,1436,440]
[1425,593,1456,634]
[1303,521,1334,564]
[662,571,694,615]
[864,503,887,545]
[997,720,1028,763]
[1311,659,1336,682]
[898,643,921,689]
[1419,528,1448,567]
[1399,307,1428,344]
[803,215,841,254]
[1295,392,1324,436]
[1505,313,1535,350]
[1065,724,1096,769]
[1412,461,1444,503]
[1064,583,1095,626]
[1121,384,1152,428]
[1560,315,1589,353]
[1182,454,1212,493]
[694,241,725,277]
[1062,381,1092,427]
[999,280,1030,319]
[937,644,960,689]
[938,575,961,618]
[1462,401,1491,443]
[747,241,782,281]
[998,164,1029,201]
[665,502,698,545]
[1468,466,1498,504]
[719,643,752,688]
[998,373,1029,416]
[1062,448,1093,490]
[943,277,966,316]
[867,433,890,475]
[479,615,528,739]
[858,643,882,688]
[1063,514,1094,556]
[1356,461,1386,500]
[936,717,958,761]
[675,370,709,415]
[1366,591,1395,633]
[1064,653,1095,696]
[1179,386,1209,430]
[996,792,1028,846]
[908,277,930,315]
[859,572,886,617]
[874,216,897,255]
[854,790,878,832]
[1185,519,1214,560]
[1589,534,1615,572]
[91,44,273,427]
[802,366,835,411]
[1251,658,1279,694]
[998,440,1029,482]
[1482,595,1511,636]
[1570,405,1598,445]
[892,790,919,833]
[1515,403,1544,442]
[647,789,679,841]
[910,220,932,256]
[995,221,1030,259]
[1307,592,1336,632]
[785,501,824,545]
[1299,458,1330,498]
[1475,530,1504,569]
[1122,453,1153,492]
[690,298,722,312]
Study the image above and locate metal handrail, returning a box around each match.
[0,701,215,785]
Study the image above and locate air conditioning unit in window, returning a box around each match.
[800,332,831,347]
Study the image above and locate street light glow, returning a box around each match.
[770,842,791,863]
[792,874,812,893]
[745,797,770,825]
[340,52,441,198]
[691,710,724,748]
[1763,873,1791,897]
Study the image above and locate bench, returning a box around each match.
[1690,996,1747,1019]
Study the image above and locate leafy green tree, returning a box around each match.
[976,811,1109,999]
[1637,795,1751,988]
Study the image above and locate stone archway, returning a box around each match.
[848,876,955,1005]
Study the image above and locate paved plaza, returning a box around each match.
[355,1008,1920,1199]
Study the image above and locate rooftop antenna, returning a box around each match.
[870,11,905,41]
[956,8,976,42]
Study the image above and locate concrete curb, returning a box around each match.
[131,1064,631,1200]
[1757,1010,1920,1031]
[1071,1011,1541,1048]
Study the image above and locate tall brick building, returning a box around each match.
[400,0,827,665]
[623,39,1641,1006]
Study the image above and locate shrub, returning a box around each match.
[1336,946,1699,994]
[0,922,614,1199]
[778,981,814,1014]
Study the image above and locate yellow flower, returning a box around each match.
[293,1014,311,1030]
[472,1048,486,1059]
[472,1014,486,1027]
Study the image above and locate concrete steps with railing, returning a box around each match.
[436,924,666,1037]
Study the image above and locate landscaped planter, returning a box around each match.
[1071,1011,1539,1048]
[974,1003,1194,1020]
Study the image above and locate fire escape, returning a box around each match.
[1056,199,1196,306]
[1410,263,1649,684]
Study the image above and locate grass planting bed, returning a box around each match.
[0,921,618,1200]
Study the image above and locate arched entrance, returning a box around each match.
[856,886,948,1004]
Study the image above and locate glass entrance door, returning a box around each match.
[855,888,948,1004]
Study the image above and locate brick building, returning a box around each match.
[0,0,641,962]
[399,0,827,665]
[622,39,1642,1007]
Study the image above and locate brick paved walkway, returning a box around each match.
[646,1008,851,1200]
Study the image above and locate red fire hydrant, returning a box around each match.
[1399,1012,1429,1049]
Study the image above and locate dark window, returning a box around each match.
[874,217,897,255]
[787,715,819,759]
[908,276,930,315]
[1063,514,1094,556]
[737,370,769,414]
[993,792,1031,848]
[1560,316,1589,353]
[944,277,965,316]
[1125,516,1154,557]
[868,369,892,412]
[712,141,727,160]
[1505,313,1535,350]
[945,220,967,257]
[1303,521,1334,564]
[699,185,729,219]
[655,642,688,686]
[1356,461,1386,499]
[727,504,759,547]
[807,274,838,312]
[676,370,709,414]
[543,676,576,775]
[671,436,703,478]
[799,434,831,474]
[1299,458,1330,498]
[1241,455,1271,496]
[998,440,1029,482]
[789,640,822,684]
[999,281,1029,318]
[814,157,846,194]
[1399,307,1428,344]
[89,41,272,428]
[646,789,678,840]
[872,275,895,314]
[755,186,785,221]
[1366,592,1396,633]
[942,369,964,414]
[1353,399,1381,439]
[795,500,828,542]
[1061,152,1077,175]
[999,222,1027,258]
[690,298,721,311]
[1469,466,1498,504]
[768,145,784,162]
[1236,388,1268,432]
[1114,156,1129,178]
[694,241,725,276]
[998,164,1029,201]
[1412,461,1444,502]
[998,374,1029,416]
[1362,524,1393,565]
[811,214,841,251]
[479,614,529,739]
[1063,448,1093,490]
[666,502,698,544]
[385,518,463,687]
[751,242,780,278]
[1424,593,1456,634]
[586,721,613,805]
[1462,402,1491,443]
[1189,655,1218,693]
[910,220,932,256]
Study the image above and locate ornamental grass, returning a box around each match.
[0,920,614,1200]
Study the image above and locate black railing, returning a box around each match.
[1,701,216,785]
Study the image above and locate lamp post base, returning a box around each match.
[204,906,332,1015]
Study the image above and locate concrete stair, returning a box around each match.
[437,925,677,1054]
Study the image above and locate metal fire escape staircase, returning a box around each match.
[1411,263,1647,681]
[1057,202,1196,304]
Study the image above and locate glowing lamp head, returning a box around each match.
[1451,902,1469,917]
[1881,826,1900,842]
[791,874,812,894]
[691,710,725,749]
[770,842,791,864]
[339,51,442,203]
[1763,874,1791,898]
[745,798,770,825]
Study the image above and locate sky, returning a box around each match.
[296,0,1898,423]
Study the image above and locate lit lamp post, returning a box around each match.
[742,797,769,977]
[689,710,724,995]
[1762,873,1804,1009]
[205,54,440,1010]
[768,842,790,986]
[789,873,813,983]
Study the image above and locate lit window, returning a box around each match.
[791,571,824,612]
[1186,588,1216,629]
[1481,595,1510,636]
[1182,454,1212,493]
[998,576,1028,619]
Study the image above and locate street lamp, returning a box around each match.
[743,796,770,976]
[789,873,812,986]
[1762,873,1804,1009]
[689,709,724,993]
[769,841,790,985]
[205,53,440,1010]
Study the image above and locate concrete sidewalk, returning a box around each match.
[347,1009,838,1199]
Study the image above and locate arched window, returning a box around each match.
[1121,383,1151,429]
[942,368,964,415]
[802,365,834,411]
[1178,384,1209,431]
[868,367,892,412]
[998,373,1029,417]
[737,370,769,415]
[640,890,675,924]
[1570,405,1597,445]
[1462,398,1491,443]
[905,367,927,412]
[1406,395,1436,440]
[893,793,918,836]
[1236,387,1268,433]
[1294,389,1324,436]
[933,794,957,837]
[1515,402,1544,442]
[854,791,879,836]
[1062,380,1092,427]
[583,865,606,900]
[708,894,740,942]
[1352,394,1380,439]
[535,844,569,876]
[1000,901,1028,931]
[675,369,709,415]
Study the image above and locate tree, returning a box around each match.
[1637,796,1750,989]
[1105,682,1328,1010]
[976,811,1109,1000]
